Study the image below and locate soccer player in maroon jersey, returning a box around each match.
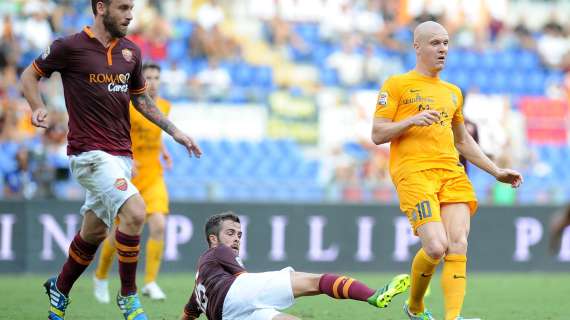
[180,212,411,320]
[19,1,201,319]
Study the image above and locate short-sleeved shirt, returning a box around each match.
[33,26,147,156]
[374,70,465,184]
[184,244,246,320]
[129,97,170,176]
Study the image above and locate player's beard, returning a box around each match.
[103,12,127,38]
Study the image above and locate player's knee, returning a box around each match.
[423,240,447,259]
[447,236,468,255]
[121,197,146,228]
[81,226,108,244]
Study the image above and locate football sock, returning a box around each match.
[116,229,140,296]
[144,238,164,284]
[56,233,99,296]
[318,274,375,301]
[442,254,467,320]
[94,237,116,280]
[409,248,440,314]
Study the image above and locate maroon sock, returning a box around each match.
[56,233,98,296]
[115,229,140,296]
[318,274,376,301]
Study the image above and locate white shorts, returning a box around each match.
[222,267,295,320]
[69,150,138,227]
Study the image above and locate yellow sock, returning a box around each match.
[95,238,116,279]
[409,248,440,314]
[442,254,467,320]
[144,238,164,284]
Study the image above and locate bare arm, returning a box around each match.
[131,92,202,157]
[21,65,49,128]
[453,122,523,187]
[131,92,177,135]
[371,110,441,145]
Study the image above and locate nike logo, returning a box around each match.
[453,275,466,279]
[410,89,420,93]
[420,273,432,277]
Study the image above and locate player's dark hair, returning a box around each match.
[91,0,112,16]
[205,212,240,246]
[142,62,161,73]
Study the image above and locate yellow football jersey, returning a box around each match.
[130,97,171,176]
[374,70,465,184]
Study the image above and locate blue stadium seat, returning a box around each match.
[497,50,518,71]
[517,50,540,71]
[173,20,194,40]
[167,40,188,61]
[320,68,339,86]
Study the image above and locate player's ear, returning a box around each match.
[208,234,218,246]
[96,1,107,16]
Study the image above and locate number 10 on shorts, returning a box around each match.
[415,200,432,220]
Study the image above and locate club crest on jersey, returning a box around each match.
[42,46,50,60]
[122,49,133,62]
[378,92,388,106]
[114,178,128,191]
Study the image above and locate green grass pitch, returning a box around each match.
[1,273,567,319]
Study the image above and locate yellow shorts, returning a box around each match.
[132,173,169,215]
[396,168,478,235]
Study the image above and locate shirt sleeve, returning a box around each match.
[32,38,68,78]
[183,290,202,319]
[374,77,400,120]
[452,87,465,125]
[214,245,247,275]
[129,47,146,95]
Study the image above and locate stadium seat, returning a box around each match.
[166,40,188,61]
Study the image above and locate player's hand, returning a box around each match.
[173,130,202,158]
[408,110,440,127]
[495,168,523,188]
[31,107,49,128]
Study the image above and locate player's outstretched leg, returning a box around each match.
[367,274,410,308]
[292,272,410,310]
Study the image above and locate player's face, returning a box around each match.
[417,33,449,72]
[102,0,134,38]
[143,68,161,98]
[214,220,242,254]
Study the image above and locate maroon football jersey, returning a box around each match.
[33,26,146,156]
[184,244,247,319]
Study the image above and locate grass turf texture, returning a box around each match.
[1,273,566,319]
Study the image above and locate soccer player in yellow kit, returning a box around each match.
[93,62,172,302]
[371,21,523,320]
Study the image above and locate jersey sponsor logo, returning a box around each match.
[114,178,128,191]
[402,94,434,105]
[378,92,388,106]
[41,46,50,60]
[89,72,131,93]
[122,48,133,62]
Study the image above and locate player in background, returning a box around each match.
[371,21,522,320]
[19,1,201,319]
[180,212,411,320]
[93,62,172,302]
